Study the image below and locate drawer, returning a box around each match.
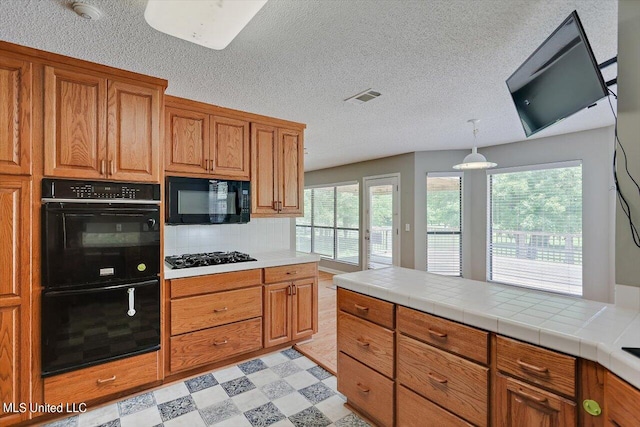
[171,286,262,335]
[605,371,640,426]
[397,306,488,364]
[264,262,317,283]
[397,385,472,427]
[397,334,488,426]
[338,288,395,329]
[170,269,262,298]
[170,318,262,373]
[337,352,394,427]
[45,351,159,404]
[496,335,576,397]
[337,311,394,378]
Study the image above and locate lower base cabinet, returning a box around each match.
[44,351,159,405]
[605,371,640,426]
[337,352,394,427]
[169,318,262,373]
[495,373,576,427]
[397,385,472,427]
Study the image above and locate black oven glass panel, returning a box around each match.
[43,203,160,290]
[167,177,250,224]
[41,279,160,377]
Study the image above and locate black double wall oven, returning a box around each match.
[41,179,161,377]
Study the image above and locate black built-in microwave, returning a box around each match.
[166,177,250,224]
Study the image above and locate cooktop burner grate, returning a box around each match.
[165,251,257,269]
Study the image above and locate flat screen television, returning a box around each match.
[506,11,608,137]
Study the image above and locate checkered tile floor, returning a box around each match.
[43,348,370,427]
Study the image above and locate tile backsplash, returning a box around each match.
[164,218,292,256]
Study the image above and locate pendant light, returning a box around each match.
[453,119,497,170]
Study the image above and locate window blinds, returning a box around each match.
[487,163,582,295]
[427,175,462,276]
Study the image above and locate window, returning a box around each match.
[427,173,462,276]
[487,162,582,295]
[296,183,359,264]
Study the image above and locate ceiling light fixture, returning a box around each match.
[144,0,268,50]
[452,119,497,170]
[72,2,102,20]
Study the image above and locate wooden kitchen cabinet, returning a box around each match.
[0,177,31,425]
[44,65,162,182]
[165,97,250,179]
[605,371,640,426]
[0,55,32,175]
[263,264,318,348]
[495,373,576,427]
[251,123,303,216]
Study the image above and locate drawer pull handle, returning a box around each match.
[427,372,448,384]
[514,388,548,404]
[428,329,448,339]
[214,307,228,313]
[214,340,228,346]
[356,338,370,347]
[96,375,116,384]
[356,383,370,393]
[354,304,369,312]
[517,359,549,374]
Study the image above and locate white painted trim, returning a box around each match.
[487,160,582,175]
[319,266,348,275]
[363,173,401,269]
[304,180,359,189]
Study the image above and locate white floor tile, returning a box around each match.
[77,404,119,427]
[272,393,312,417]
[214,414,253,427]
[314,395,350,422]
[261,352,290,367]
[247,369,281,388]
[191,385,229,409]
[213,366,245,383]
[270,419,296,427]
[153,382,190,404]
[293,356,317,370]
[322,376,338,391]
[231,388,269,412]
[120,406,162,427]
[284,370,319,390]
[163,410,206,427]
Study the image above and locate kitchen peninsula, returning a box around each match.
[335,267,640,426]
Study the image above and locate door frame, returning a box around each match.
[362,173,401,270]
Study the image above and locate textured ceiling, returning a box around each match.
[0,0,618,171]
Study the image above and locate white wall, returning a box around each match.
[165,218,291,256]
[615,0,640,287]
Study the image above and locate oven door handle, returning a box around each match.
[44,279,158,297]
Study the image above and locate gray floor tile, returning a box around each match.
[307,366,332,381]
[185,373,218,393]
[118,392,155,417]
[281,348,303,359]
[271,361,302,378]
[221,376,256,397]
[158,395,197,422]
[260,379,296,400]
[299,382,335,404]
[288,406,332,427]
[97,420,121,427]
[44,416,79,427]
[334,413,371,427]
[199,399,241,425]
[244,402,286,427]
[238,359,269,375]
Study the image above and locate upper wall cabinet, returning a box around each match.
[251,124,303,216]
[0,55,32,175]
[165,98,250,180]
[44,65,162,182]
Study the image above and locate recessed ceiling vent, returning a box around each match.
[345,89,381,105]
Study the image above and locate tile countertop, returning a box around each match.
[333,266,640,390]
[164,250,321,280]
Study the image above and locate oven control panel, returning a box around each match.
[42,179,160,201]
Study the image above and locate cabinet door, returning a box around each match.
[165,106,209,175]
[107,80,161,182]
[278,128,303,215]
[0,178,30,425]
[263,282,292,347]
[495,373,576,427]
[291,278,317,340]
[251,123,278,214]
[605,371,640,427]
[210,116,250,179]
[44,66,107,179]
[0,56,31,175]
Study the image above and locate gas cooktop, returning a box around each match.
[165,251,257,269]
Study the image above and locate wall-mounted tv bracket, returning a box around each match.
[599,56,617,87]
